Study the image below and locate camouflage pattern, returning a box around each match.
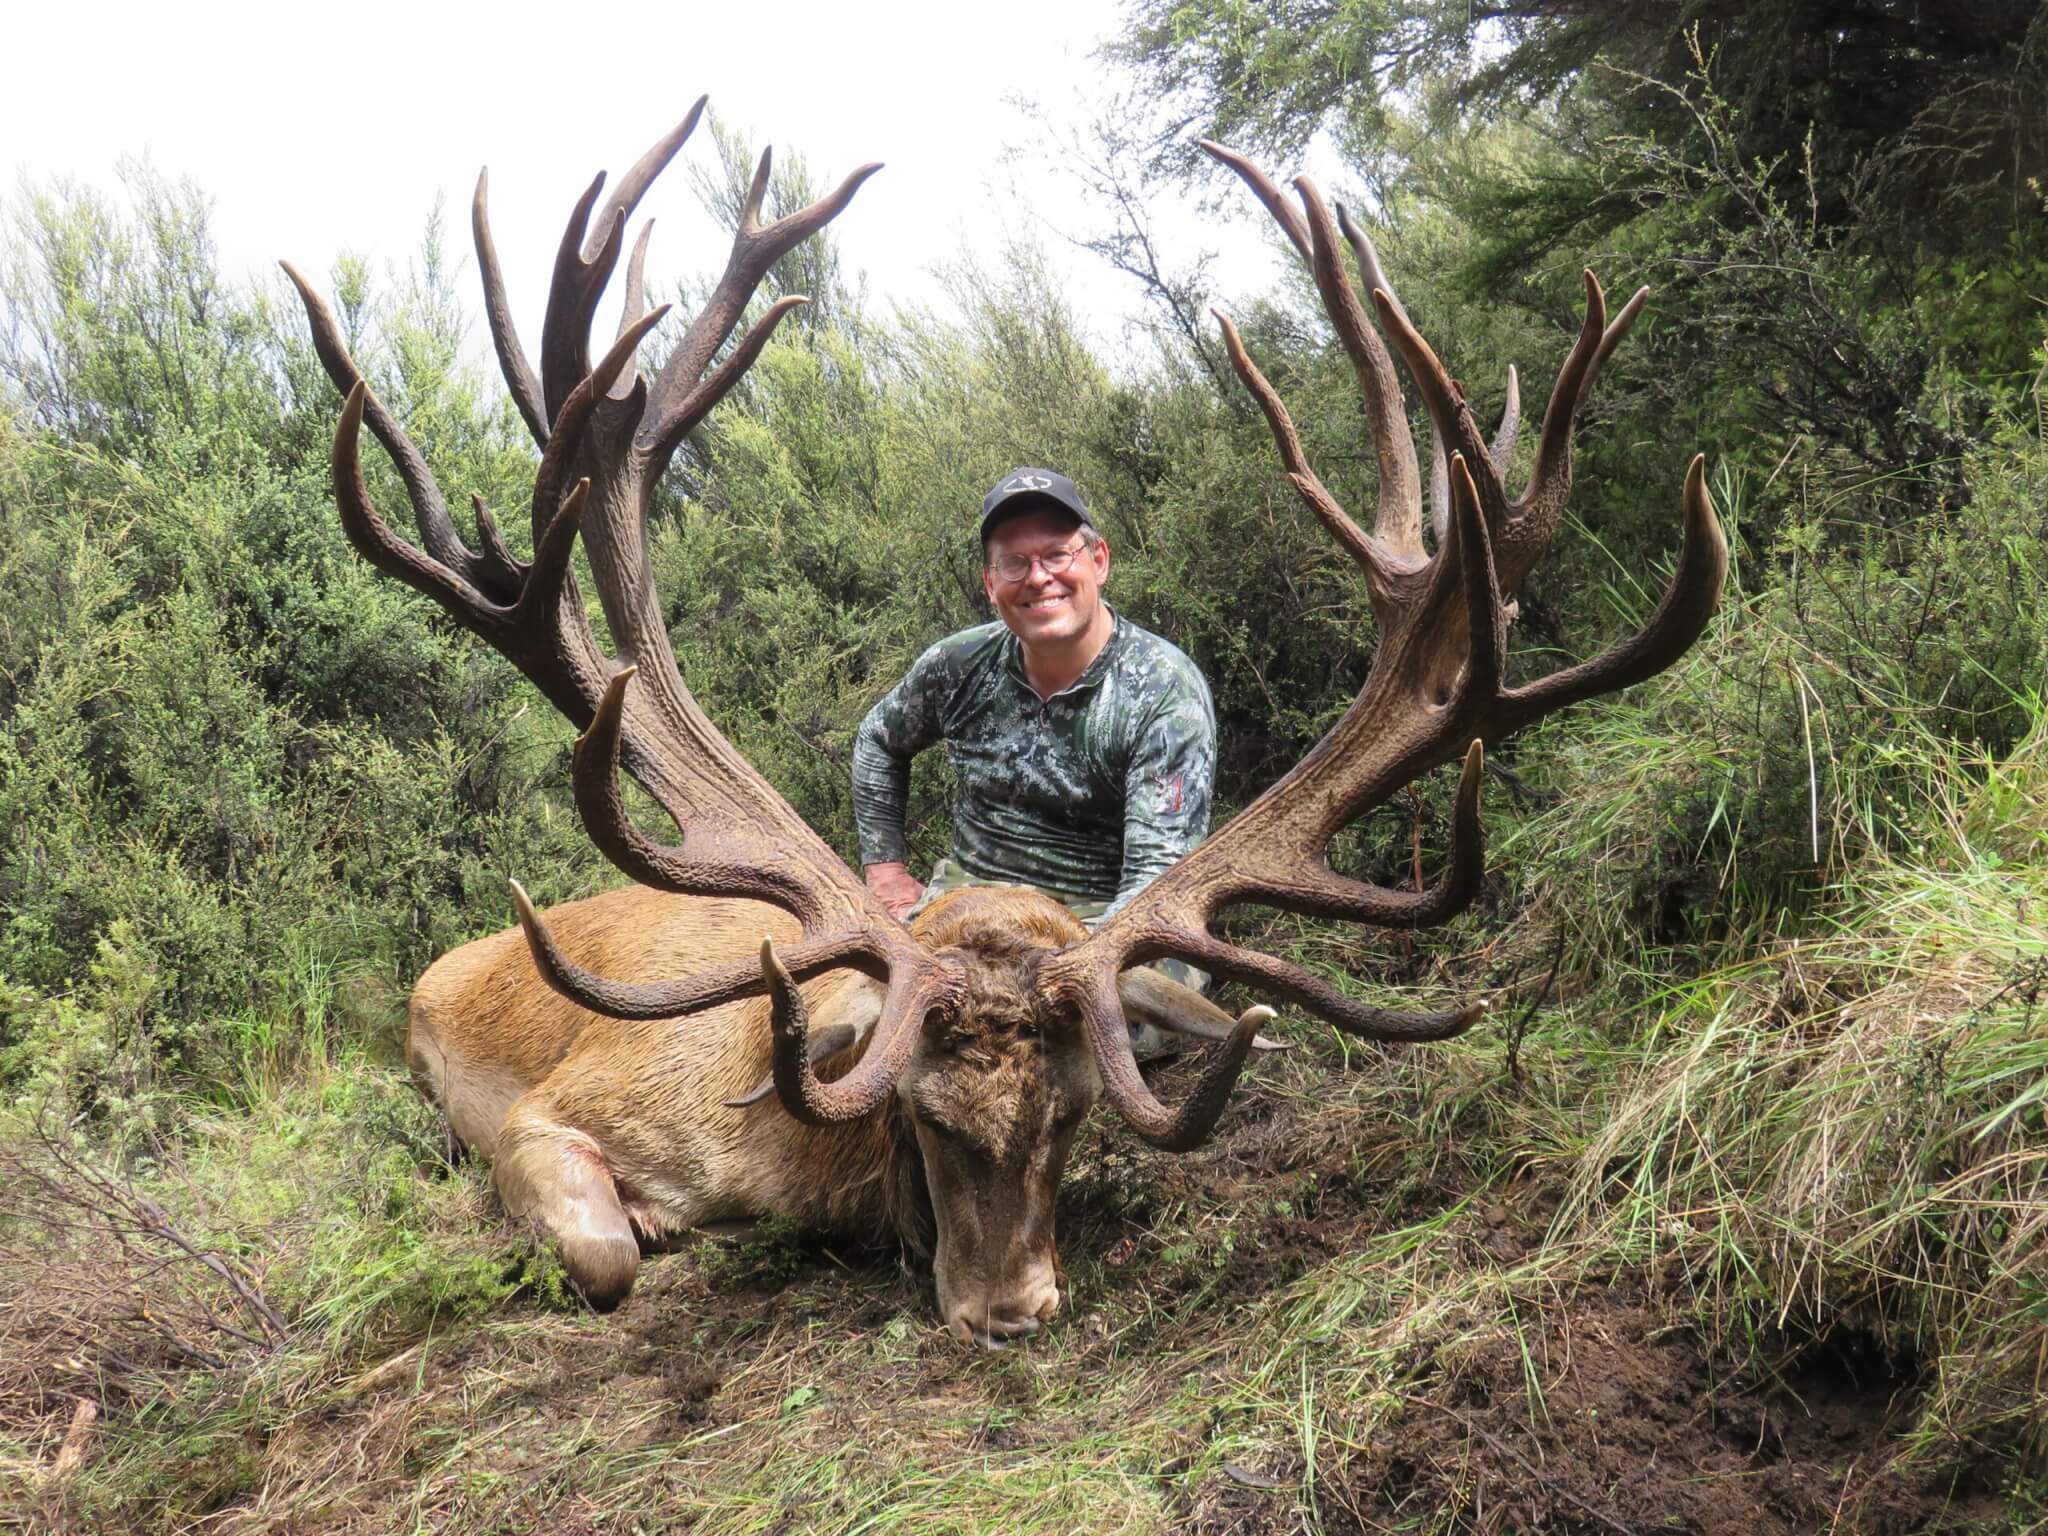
[852,609,1216,923]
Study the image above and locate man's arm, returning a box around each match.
[1105,664,1218,920]
[851,645,950,916]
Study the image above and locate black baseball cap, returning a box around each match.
[979,467,1089,541]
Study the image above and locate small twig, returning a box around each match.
[1504,928,1569,1085]
[1824,1455,1863,1535]
[7,1111,294,1356]
[128,1193,291,1344]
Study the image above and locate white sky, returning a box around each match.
[4,0,1325,357]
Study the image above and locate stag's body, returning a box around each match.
[412,890,887,1223]
[411,884,1098,1320]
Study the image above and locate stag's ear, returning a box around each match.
[725,974,890,1109]
[827,972,889,1043]
[1116,967,1292,1051]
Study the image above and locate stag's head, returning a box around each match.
[897,889,1097,1342]
[754,883,1275,1346]
[287,105,1724,1343]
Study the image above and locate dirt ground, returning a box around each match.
[9,1052,2025,1534]
[1172,1284,1996,1535]
[529,1066,2012,1533]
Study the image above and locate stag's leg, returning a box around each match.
[494,1094,640,1309]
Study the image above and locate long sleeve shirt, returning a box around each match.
[851,610,1216,918]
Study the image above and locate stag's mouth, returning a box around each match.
[948,1301,1055,1351]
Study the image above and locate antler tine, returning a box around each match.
[1334,202,1401,319]
[1197,139,1311,260]
[1285,740,1488,924]
[1337,200,1442,553]
[325,382,498,619]
[530,306,670,547]
[571,669,837,924]
[598,98,708,257]
[1084,979,1267,1152]
[473,170,549,447]
[469,492,526,593]
[517,477,589,623]
[616,219,656,342]
[1506,283,1646,546]
[643,294,813,464]
[283,262,489,590]
[1587,287,1648,399]
[1073,918,1479,1149]
[738,144,776,232]
[322,371,615,735]
[508,882,886,1020]
[1292,179,1425,555]
[770,955,968,1125]
[1430,367,1521,548]
[642,154,883,469]
[538,177,628,422]
[1491,365,1522,473]
[1438,454,1508,711]
[1503,271,1618,576]
[1368,286,1510,536]
[1497,455,1727,731]
[1344,194,1520,556]
[1215,310,1415,621]
[1171,938,1487,1040]
[530,104,710,428]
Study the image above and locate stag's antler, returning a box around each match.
[286,107,962,1125]
[1036,144,1728,1149]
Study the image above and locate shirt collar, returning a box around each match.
[1001,605,1123,699]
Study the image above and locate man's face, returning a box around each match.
[982,507,1112,650]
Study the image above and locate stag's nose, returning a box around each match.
[950,1309,1042,1351]
[948,1278,1060,1351]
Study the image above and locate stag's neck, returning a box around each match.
[765,1101,930,1255]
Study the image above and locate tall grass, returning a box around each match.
[1547,708,2048,1459]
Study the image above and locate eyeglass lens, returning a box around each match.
[992,545,1083,582]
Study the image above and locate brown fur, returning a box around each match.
[409,884,1101,1334]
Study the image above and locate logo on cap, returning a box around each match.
[1002,473,1053,493]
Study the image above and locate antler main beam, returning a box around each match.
[1040,146,1728,1147]
[289,108,966,1128]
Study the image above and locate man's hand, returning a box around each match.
[863,862,926,919]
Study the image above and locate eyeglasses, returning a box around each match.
[988,541,1091,584]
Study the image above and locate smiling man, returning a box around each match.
[851,468,1217,999]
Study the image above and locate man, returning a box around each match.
[851,468,1216,1005]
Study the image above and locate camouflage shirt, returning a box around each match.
[852,610,1216,917]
